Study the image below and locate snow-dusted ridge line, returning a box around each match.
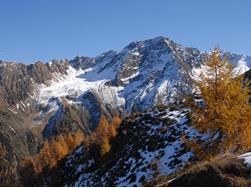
[33,36,251,124]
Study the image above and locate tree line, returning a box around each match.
[18,115,122,186]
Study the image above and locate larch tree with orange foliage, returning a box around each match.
[89,115,122,156]
[111,116,122,129]
[96,115,110,140]
[52,135,69,161]
[189,49,251,153]
[108,124,117,138]
[73,129,85,147]
[19,129,85,186]
[37,140,52,167]
[109,116,122,137]
[65,133,75,151]
[100,138,111,156]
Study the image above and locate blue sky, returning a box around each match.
[0,0,251,64]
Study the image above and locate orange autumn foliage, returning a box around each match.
[189,49,251,153]
[90,115,122,156]
[19,115,122,184]
[73,129,85,147]
[52,134,69,161]
[100,138,111,156]
[19,129,85,178]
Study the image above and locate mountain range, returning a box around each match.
[1,36,251,186]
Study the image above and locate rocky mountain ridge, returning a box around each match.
[0,36,251,181]
[43,105,204,186]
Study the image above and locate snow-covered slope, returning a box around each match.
[31,36,251,136]
[239,152,251,166]
[46,106,208,186]
[37,66,125,114]
[73,37,205,111]
[39,37,251,113]
[1,36,250,138]
[233,56,251,76]
[37,37,204,117]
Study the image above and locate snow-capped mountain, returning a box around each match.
[68,37,205,111]
[34,36,251,134]
[1,36,251,187]
[0,36,250,167]
[34,36,205,137]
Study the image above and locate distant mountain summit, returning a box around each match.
[0,36,250,174]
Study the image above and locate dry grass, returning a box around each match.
[164,153,251,187]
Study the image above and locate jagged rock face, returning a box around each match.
[77,90,122,128]
[27,61,53,84]
[42,88,126,137]
[27,59,69,84]
[47,59,69,74]
[1,36,250,125]
[42,99,92,137]
[0,36,251,165]
[70,56,96,70]
[70,37,196,111]
[0,59,71,166]
[0,59,69,107]
[0,62,33,106]
[70,36,251,111]
[0,100,41,163]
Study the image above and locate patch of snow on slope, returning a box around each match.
[157,80,168,94]
[121,71,139,83]
[8,108,17,114]
[192,55,251,81]
[114,109,199,186]
[239,152,251,166]
[95,83,125,107]
[233,56,250,76]
[37,65,125,110]
[8,126,16,133]
[38,66,92,105]
[61,107,211,187]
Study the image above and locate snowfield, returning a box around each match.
[35,37,251,119]
[37,65,125,114]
